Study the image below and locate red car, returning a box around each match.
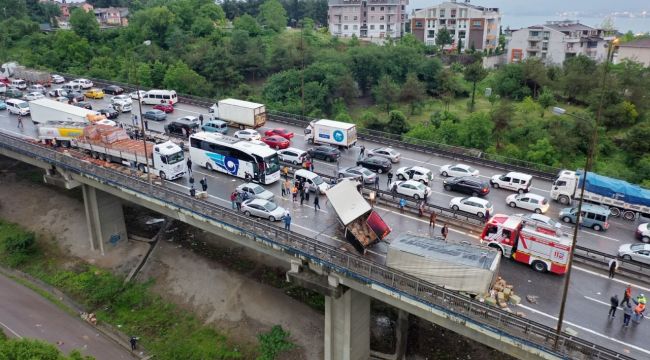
[264,128,294,139]
[153,103,174,113]
[261,135,290,149]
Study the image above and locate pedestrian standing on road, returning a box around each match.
[130,336,138,351]
[282,166,289,179]
[284,212,291,231]
[291,185,298,202]
[284,178,291,197]
[230,191,237,209]
[187,157,193,176]
[304,182,310,201]
[309,160,314,172]
[299,187,305,205]
[190,185,196,198]
[623,284,632,306]
[17,114,23,130]
[189,176,195,187]
[429,211,437,228]
[387,171,393,187]
[623,302,633,327]
[281,181,287,197]
[633,297,646,323]
[441,224,449,241]
[418,200,425,217]
[609,294,620,318]
[609,258,619,279]
[144,119,149,131]
[200,176,208,192]
[485,209,491,221]
[314,194,320,212]
[199,114,204,125]
[398,198,406,213]
[235,192,243,211]
[374,175,379,190]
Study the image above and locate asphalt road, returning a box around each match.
[0,272,135,359]
[1,86,649,357]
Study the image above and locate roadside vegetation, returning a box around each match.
[0,330,94,360]
[2,0,650,185]
[0,219,296,359]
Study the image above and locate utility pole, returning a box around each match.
[300,21,305,118]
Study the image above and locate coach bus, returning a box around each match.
[189,132,281,184]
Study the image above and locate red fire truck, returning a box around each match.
[480,214,572,274]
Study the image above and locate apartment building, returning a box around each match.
[507,21,613,64]
[94,7,129,27]
[328,0,409,40]
[410,0,500,50]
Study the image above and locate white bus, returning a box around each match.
[189,132,281,184]
[140,89,178,105]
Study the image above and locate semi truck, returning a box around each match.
[387,234,501,295]
[551,169,650,220]
[209,98,266,129]
[304,119,357,149]
[29,98,100,125]
[13,66,51,87]
[325,179,391,253]
[480,214,572,275]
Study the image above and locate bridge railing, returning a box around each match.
[0,132,633,360]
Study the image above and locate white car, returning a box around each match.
[236,182,274,201]
[396,166,433,184]
[234,129,261,141]
[618,243,650,265]
[367,147,401,163]
[51,74,65,84]
[250,139,269,147]
[277,147,306,164]
[506,193,550,214]
[440,164,479,177]
[111,95,133,106]
[178,116,199,124]
[636,223,650,243]
[23,92,45,101]
[518,213,560,229]
[241,199,285,222]
[72,78,93,89]
[391,180,431,200]
[449,197,493,218]
[129,90,147,100]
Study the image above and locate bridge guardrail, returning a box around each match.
[0,132,633,360]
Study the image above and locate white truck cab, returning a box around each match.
[550,170,578,205]
[152,141,187,180]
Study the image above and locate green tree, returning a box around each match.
[537,89,556,117]
[521,58,548,97]
[258,0,287,32]
[458,112,493,150]
[386,110,409,135]
[335,72,360,104]
[526,138,558,165]
[372,74,399,113]
[69,7,99,41]
[435,28,452,48]
[191,17,214,37]
[163,61,211,95]
[0,337,94,359]
[257,325,295,360]
[438,68,461,110]
[400,72,426,114]
[463,62,487,112]
[234,14,261,36]
[516,96,542,115]
[560,55,598,103]
[490,101,514,149]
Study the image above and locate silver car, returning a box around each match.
[338,166,377,184]
[367,147,401,163]
[236,183,274,201]
[241,199,286,222]
[618,243,650,265]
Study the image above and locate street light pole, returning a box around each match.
[133,40,152,185]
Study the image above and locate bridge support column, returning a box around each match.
[325,288,370,360]
[82,185,127,255]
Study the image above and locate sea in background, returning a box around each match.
[501,15,650,33]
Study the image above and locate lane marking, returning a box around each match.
[573,266,650,292]
[584,296,625,310]
[0,321,22,338]
[518,304,650,356]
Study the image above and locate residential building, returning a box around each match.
[410,0,500,50]
[57,1,94,18]
[615,38,650,66]
[328,0,409,40]
[94,7,129,27]
[506,20,614,64]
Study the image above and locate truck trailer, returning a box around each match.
[304,119,357,149]
[387,234,501,295]
[326,179,391,253]
[551,169,650,220]
[14,66,51,87]
[209,98,266,129]
[29,98,100,125]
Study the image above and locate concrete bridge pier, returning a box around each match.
[325,287,371,360]
[82,184,127,255]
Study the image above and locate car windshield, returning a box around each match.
[264,154,280,175]
[252,185,265,194]
[468,166,477,173]
[18,103,29,108]
[416,183,426,190]
[312,176,323,185]
[485,202,493,208]
[165,151,184,164]
[361,169,372,175]
[263,202,277,211]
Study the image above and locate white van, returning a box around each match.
[6,99,31,116]
[71,78,93,89]
[62,83,82,93]
[295,169,330,194]
[490,172,533,193]
[140,90,178,105]
[10,79,27,90]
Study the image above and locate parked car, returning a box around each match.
[506,193,550,214]
[51,74,65,84]
[153,103,174,113]
[443,176,490,197]
[23,91,45,101]
[277,148,307,165]
[636,223,650,243]
[27,84,46,94]
[440,164,479,178]
[490,172,533,194]
[308,146,341,162]
[356,156,391,173]
[84,88,104,99]
[165,118,199,136]
[98,108,119,119]
[396,166,433,184]
[143,109,167,121]
[103,85,124,95]
[367,147,401,163]
[559,204,610,231]
[236,183,274,201]
[74,101,93,110]
[391,180,431,200]
[234,129,261,141]
[338,166,377,184]
[264,128,294,139]
[240,199,285,222]
[261,135,290,149]
[65,91,85,103]
[129,90,146,100]
[5,88,23,98]
[178,115,199,124]
[0,100,6,110]
[72,78,93,89]
[450,197,494,218]
[48,88,67,97]
[201,120,228,134]
[110,94,132,106]
[618,243,650,265]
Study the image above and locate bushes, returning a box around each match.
[256,325,295,360]
[0,220,37,266]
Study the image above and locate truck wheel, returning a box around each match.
[592,224,602,231]
[531,261,547,273]
[558,195,570,205]
[509,202,517,208]
[307,138,313,144]
[137,164,146,172]
[239,124,245,130]
[623,211,636,221]
[609,207,621,217]
[562,216,572,223]
[159,171,167,180]
[642,236,650,244]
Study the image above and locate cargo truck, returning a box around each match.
[209,98,266,129]
[29,98,101,124]
[387,234,500,295]
[75,125,187,180]
[551,169,650,220]
[14,66,51,87]
[325,179,391,253]
[304,119,357,149]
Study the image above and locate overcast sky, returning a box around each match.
[408,0,649,16]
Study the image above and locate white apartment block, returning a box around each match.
[328,0,409,39]
[410,0,500,50]
[507,21,613,64]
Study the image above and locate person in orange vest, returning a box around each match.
[633,295,646,323]
[623,284,632,306]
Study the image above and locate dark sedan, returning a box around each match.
[98,108,119,119]
[356,156,391,173]
[103,85,124,95]
[442,176,490,197]
[307,146,340,162]
[143,109,167,121]
[65,91,85,102]
[74,101,93,110]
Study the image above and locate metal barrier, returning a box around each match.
[0,132,634,360]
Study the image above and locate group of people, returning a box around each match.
[609,285,646,327]
[280,177,320,211]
